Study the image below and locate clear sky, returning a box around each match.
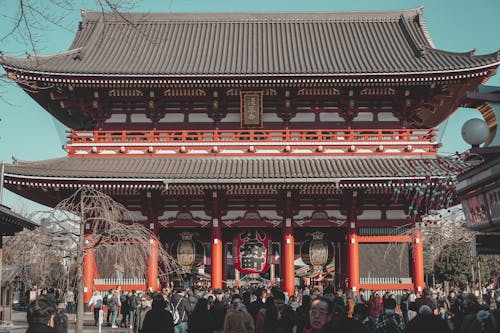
[1,0,499,215]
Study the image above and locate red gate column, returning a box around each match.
[83,236,96,304]
[211,219,223,290]
[347,224,360,293]
[147,238,159,291]
[413,229,425,294]
[281,218,295,297]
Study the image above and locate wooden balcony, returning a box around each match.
[65,128,438,157]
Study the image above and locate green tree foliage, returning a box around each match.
[433,242,472,289]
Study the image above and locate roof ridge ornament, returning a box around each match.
[399,14,426,58]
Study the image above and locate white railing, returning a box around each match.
[93,278,146,285]
[364,289,407,298]
[360,277,413,284]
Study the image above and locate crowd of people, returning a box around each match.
[26,284,500,333]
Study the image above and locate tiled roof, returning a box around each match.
[3,156,466,183]
[1,8,499,76]
[0,204,38,234]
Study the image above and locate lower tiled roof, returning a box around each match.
[4,156,467,182]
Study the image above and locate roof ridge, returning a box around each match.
[79,8,425,23]
[398,14,426,58]
[427,47,500,59]
[0,48,83,66]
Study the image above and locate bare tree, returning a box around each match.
[0,0,139,101]
[4,186,180,333]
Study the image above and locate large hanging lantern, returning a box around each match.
[171,232,204,269]
[233,230,271,274]
[300,232,334,268]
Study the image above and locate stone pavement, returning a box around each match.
[0,311,132,333]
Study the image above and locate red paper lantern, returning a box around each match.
[233,230,271,274]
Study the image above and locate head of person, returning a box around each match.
[383,298,397,313]
[273,290,286,312]
[27,299,56,328]
[214,288,224,301]
[309,296,334,332]
[139,295,150,307]
[255,287,267,300]
[242,291,251,304]
[194,297,209,312]
[463,293,479,310]
[302,294,311,308]
[353,303,369,321]
[151,292,166,310]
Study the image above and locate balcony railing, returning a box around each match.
[65,128,437,156]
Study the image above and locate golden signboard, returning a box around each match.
[240,91,263,127]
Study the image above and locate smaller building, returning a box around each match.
[457,86,500,254]
[0,204,38,321]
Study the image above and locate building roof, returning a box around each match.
[3,155,466,184]
[0,204,38,235]
[1,8,499,77]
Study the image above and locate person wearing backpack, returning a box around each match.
[170,288,193,333]
[88,290,103,326]
[476,309,497,333]
[374,298,405,333]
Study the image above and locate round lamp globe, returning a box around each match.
[461,118,489,146]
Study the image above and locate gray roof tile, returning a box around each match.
[1,9,499,76]
[4,156,467,183]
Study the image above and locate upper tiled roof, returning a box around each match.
[1,8,499,76]
[3,156,466,183]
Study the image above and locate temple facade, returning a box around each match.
[1,8,499,303]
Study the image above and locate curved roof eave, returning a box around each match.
[2,60,500,78]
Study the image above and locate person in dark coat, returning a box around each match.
[141,292,174,333]
[248,288,267,321]
[26,299,57,333]
[134,295,151,333]
[188,298,215,333]
[210,289,227,333]
[262,290,298,333]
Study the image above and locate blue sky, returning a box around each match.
[1,0,499,214]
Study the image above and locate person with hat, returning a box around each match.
[374,297,405,333]
[210,289,227,333]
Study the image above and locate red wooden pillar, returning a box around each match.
[146,197,160,292]
[83,236,96,304]
[413,229,425,294]
[211,220,223,290]
[347,225,360,293]
[281,222,295,297]
[281,190,295,297]
[147,238,159,291]
[211,191,223,291]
